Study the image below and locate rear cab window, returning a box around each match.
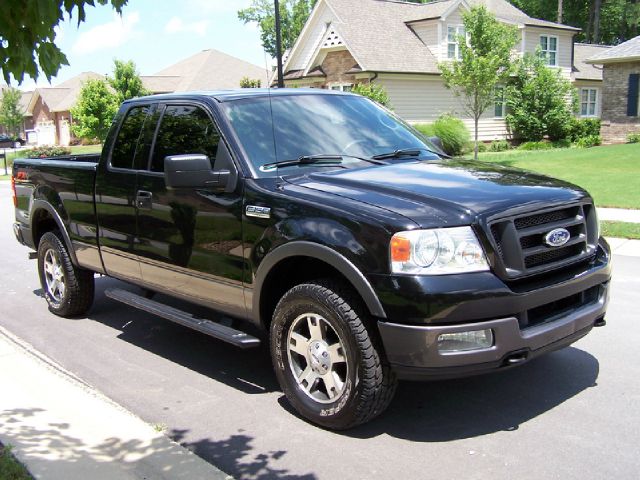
[110,105,154,170]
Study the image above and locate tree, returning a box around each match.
[70,79,118,143]
[0,87,24,137]
[238,0,317,58]
[109,59,149,102]
[505,51,578,142]
[439,6,518,160]
[0,0,128,84]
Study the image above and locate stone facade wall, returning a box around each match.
[320,50,362,86]
[600,61,640,144]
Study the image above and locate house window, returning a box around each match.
[329,83,353,92]
[540,35,558,66]
[580,88,598,117]
[447,25,465,60]
[494,86,506,118]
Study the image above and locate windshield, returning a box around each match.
[220,93,440,177]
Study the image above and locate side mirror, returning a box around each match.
[427,136,447,156]
[164,154,233,191]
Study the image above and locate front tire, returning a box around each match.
[37,231,94,317]
[271,280,397,430]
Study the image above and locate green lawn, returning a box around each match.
[0,444,32,480]
[601,221,640,240]
[474,143,640,209]
[0,145,102,180]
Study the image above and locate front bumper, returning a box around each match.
[373,240,611,380]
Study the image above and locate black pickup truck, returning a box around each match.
[12,89,611,429]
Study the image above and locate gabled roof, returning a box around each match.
[324,0,441,74]
[586,35,640,64]
[405,0,579,31]
[152,49,269,91]
[285,0,581,77]
[573,43,609,80]
[25,72,106,114]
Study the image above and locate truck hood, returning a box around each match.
[286,159,590,228]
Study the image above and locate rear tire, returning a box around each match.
[270,279,397,430]
[37,231,94,317]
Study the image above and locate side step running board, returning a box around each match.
[105,288,260,349]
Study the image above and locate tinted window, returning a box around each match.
[111,106,149,169]
[133,106,161,170]
[150,105,220,172]
[220,95,438,176]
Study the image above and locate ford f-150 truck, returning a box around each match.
[12,89,611,429]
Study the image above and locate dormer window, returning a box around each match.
[540,35,558,66]
[447,25,465,60]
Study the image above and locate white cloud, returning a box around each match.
[164,16,209,37]
[72,12,141,55]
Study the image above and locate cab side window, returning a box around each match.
[150,105,220,172]
[110,106,150,169]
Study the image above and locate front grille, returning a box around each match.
[520,285,601,329]
[489,203,598,279]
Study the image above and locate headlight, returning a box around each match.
[390,226,489,274]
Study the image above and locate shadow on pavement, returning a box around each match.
[86,276,279,395]
[79,277,597,445]
[171,429,317,480]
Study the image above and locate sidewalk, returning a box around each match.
[598,207,640,223]
[0,326,231,480]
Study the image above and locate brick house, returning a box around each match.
[282,0,608,140]
[13,49,267,146]
[587,35,640,144]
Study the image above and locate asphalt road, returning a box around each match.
[1,182,638,479]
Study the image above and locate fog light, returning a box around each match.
[437,329,493,353]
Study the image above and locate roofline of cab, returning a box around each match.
[123,88,356,104]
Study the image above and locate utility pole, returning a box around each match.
[275,0,284,88]
[557,0,563,24]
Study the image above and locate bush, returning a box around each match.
[239,76,261,88]
[627,132,640,143]
[506,52,577,141]
[574,135,601,148]
[568,117,601,142]
[477,142,488,153]
[23,145,71,158]
[552,138,572,149]
[489,140,510,152]
[413,123,435,137]
[518,141,553,151]
[430,114,470,156]
[351,83,391,107]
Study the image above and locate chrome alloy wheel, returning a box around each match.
[43,248,66,303]
[286,313,349,404]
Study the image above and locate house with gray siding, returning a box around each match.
[282,0,607,140]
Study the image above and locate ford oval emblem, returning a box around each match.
[544,228,571,247]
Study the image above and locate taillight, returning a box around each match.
[11,175,17,207]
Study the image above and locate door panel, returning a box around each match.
[134,104,246,317]
[95,105,153,281]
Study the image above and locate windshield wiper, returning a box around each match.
[260,154,384,172]
[372,147,450,160]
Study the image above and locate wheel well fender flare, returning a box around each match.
[30,199,79,266]
[252,241,387,323]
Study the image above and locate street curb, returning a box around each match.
[0,326,233,480]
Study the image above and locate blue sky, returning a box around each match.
[19,0,270,90]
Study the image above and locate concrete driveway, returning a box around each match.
[0,182,638,479]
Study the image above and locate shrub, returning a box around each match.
[239,76,261,88]
[477,142,488,153]
[574,135,601,148]
[413,123,435,137]
[506,52,577,141]
[552,138,572,149]
[569,117,601,142]
[430,114,470,156]
[351,83,391,107]
[518,141,553,151]
[23,145,71,158]
[489,140,510,152]
[627,132,640,144]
